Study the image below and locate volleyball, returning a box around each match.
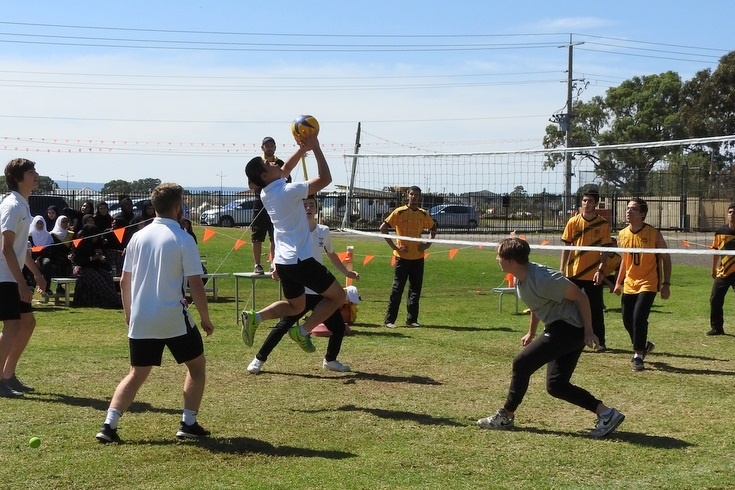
[291,115,320,142]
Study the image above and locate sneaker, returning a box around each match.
[632,357,644,371]
[0,379,23,398]
[95,424,121,443]
[323,359,351,372]
[477,409,515,430]
[384,322,397,329]
[253,264,264,274]
[590,408,625,438]
[407,322,421,327]
[595,345,607,353]
[240,309,260,347]
[644,341,655,358]
[176,421,211,439]
[707,328,725,336]
[5,374,35,393]
[288,325,316,353]
[247,357,264,374]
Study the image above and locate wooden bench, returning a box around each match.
[44,277,78,307]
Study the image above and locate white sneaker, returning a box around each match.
[247,358,264,374]
[322,359,351,372]
[408,322,421,327]
[384,322,397,329]
[589,408,625,438]
[477,409,514,429]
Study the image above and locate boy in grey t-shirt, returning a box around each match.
[476,237,625,438]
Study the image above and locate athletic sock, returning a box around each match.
[182,409,197,426]
[300,325,309,336]
[255,313,263,324]
[105,408,123,429]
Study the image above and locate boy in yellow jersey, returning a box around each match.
[561,188,612,351]
[614,198,671,371]
[380,186,437,328]
[708,203,735,336]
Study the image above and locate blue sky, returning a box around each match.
[1,1,732,190]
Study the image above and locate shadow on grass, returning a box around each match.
[647,361,735,376]
[350,324,514,333]
[26,392,179,415]
[508,426,692,448]
[295,404,464,427]
[586,348,730,363]
[135,436,357,458]
[265,370,441,385]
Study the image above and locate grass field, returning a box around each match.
[2,227,734,489]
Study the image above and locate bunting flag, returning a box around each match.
[680,240,690,248]
[540,240,549,246]
[363,255,374,266]
[203,228,216,243]
[448,248,459,259]
[72,238,82,248]
[424,252,430,259]
[113,228,125,244]
[235,239,247,250]
[31,246,43,253]
[504,273,516,287]
[337,251,347,262]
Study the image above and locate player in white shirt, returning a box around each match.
[96,183,214,443]
[242,135,345,353]
[247,195,359,374]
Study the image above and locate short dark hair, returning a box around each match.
[408,185,422,194]
[150,182,183,215]
[4,158,36,191]
[728,203,735,212]
[497,237,530,264]
[245,156,267,189]
[629,197,648,217]
[583,188,600,203]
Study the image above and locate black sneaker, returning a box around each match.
[6,374,34,393]
[0,379,23,398]
[96,424,121,443]
[707,328,725,336]
[176,421,211,439]
[632,357,644,371]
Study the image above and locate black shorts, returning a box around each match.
[250,206,273,243]
[129,326,204,367]
[0,282,33,321]
[276,258,337,299]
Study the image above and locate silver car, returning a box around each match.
[200,199,257,227]
[429,204,479,229]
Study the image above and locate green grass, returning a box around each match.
[2,227,735,489]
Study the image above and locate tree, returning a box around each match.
[38,176,58,193]
[131,178,161,194]
[544,71,685,195]
[101,180,132,195]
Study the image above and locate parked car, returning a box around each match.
[108,198,150,219]
[428,204,479,229]
[200,199,257,227]
[29,195,70,218]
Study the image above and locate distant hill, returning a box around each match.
[62,181,244,193]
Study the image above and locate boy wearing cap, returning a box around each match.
[560,187,612,351]
[250,137,287,274]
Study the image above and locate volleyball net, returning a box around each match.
[337,134,735,259]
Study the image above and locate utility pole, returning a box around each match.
[342,122,361,229]
[216,171,226,203]
[561,34,583,216]
[62,172,73,193]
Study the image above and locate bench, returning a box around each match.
[188,272,229,301]
[44,277,78,307]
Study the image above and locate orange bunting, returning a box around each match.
[337,251,347,262]
[540,240,549,246]
[203,228,215,243]
[363,255,374,266]
[477,245,483,249]
[449,248,459,259]
[424,252,430,259]
[72,238,82,248]
[680,240,690,248]
[390,256,396,267]
[113,227,125,244]
[505,273,516,287]
[519,235,526,241]
[31,245,44,253]
[235,239,247,250]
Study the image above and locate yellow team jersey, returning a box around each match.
[618,224,662,294]
[603,252,622,277]
[712,225,735,279]
[384,205,435,260]
[561,213,612,280]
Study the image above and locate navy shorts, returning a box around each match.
[250,206,273,243]
[276,258,337,299]
[129,326,204,367]
[0,282,33,321]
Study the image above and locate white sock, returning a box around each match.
[633,353,643,359]
[300,325,309,336]
[182,409,197,426]
[105,408,122,429]
[255,312,262,323]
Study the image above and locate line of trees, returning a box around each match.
[543,51,735,198]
